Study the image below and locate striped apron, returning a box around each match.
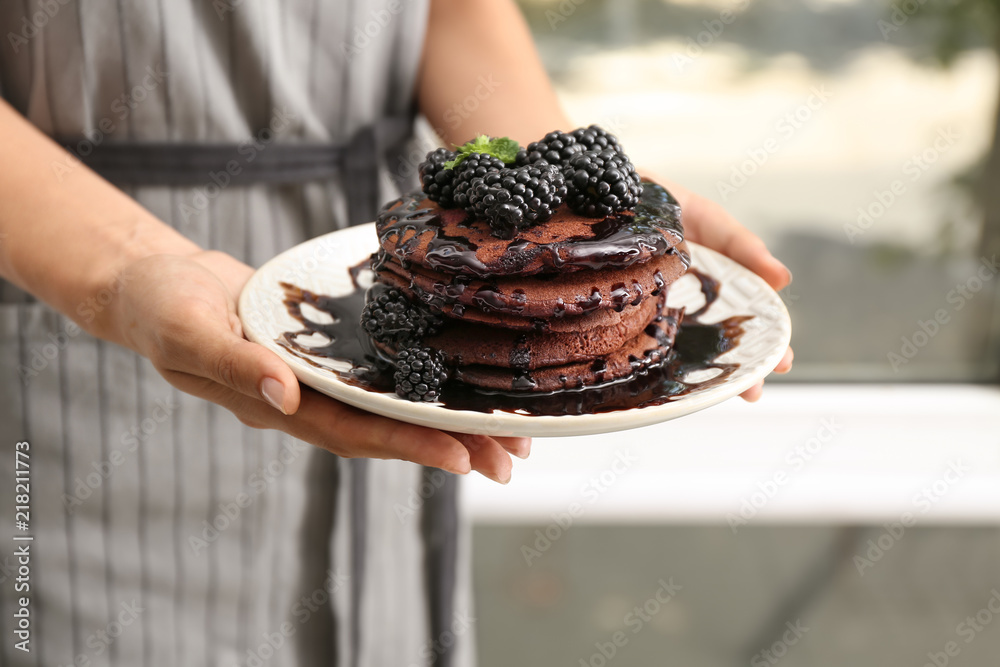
[0,2,475,666]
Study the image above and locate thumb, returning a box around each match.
[171,309,302,415]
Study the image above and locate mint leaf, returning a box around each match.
[443,135,521,170]
[468,135,493,153]
[490,137,520,164]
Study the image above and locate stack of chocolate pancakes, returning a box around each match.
[371,181,690,392]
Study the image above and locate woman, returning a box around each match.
[0,1,792,665]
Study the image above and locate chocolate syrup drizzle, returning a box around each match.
[277,265,752,417]
[374,182,684,279]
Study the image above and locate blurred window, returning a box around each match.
[517,0,1000,381]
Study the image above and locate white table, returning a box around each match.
[464,384,1000,524]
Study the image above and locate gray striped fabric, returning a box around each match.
[0,2,476,666]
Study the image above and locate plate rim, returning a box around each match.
[238,223,791,437]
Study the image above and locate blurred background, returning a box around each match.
[465,1,1000,665]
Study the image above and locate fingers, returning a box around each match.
[635,174,792,406]
[739,347,792,402]
[126,253,496,477]
[651,176,792,292]
[740,382,764,402]
[263,387,514,481]
[263,387,521,482]
[495,436,532,460]
[774,347,794,374]
[686,196,792,292]
[144,289,302,415]
[164,351,521,480]
[122,253,303,415]
[290,389,473,473]
[211,339,301,415]
[173,370,524,482]
[173,379,477,474]
[446,432,513,484]
[722,230,791,293]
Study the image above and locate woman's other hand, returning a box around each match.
[648,174,795,401]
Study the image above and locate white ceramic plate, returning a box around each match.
[238,223,791,437]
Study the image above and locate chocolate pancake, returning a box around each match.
[453,307,684,392]
[421,292,663,370]
[375,267,648,331]
[375,181,683,278]
[375,241,689,321]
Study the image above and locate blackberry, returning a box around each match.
[468,163,568,238]
[515,130,583,167]
[564,149,644,218]
[419,148,459,207]
[571,125,624,155]
[451,153,506,212]
[361,288,443,347]
[394,347,449,402]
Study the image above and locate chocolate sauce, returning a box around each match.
[652,270,665,296]
[375,183,683,278]
[609,283,630,312]
[277,278,393,393]
[553,298,567,318]
[472,285,520,314]
[376,201,492,275]
[579,288,603,313]
[277,265,751,417]
[687,267,720,319]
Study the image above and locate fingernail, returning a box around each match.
[260,377,287,414]
[495,469,512,485]
[512,437,532,459]
[773,257,792,284]
[445,464,471,476]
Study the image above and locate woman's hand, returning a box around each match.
[651,175,795,401]
[109,250,529,484]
